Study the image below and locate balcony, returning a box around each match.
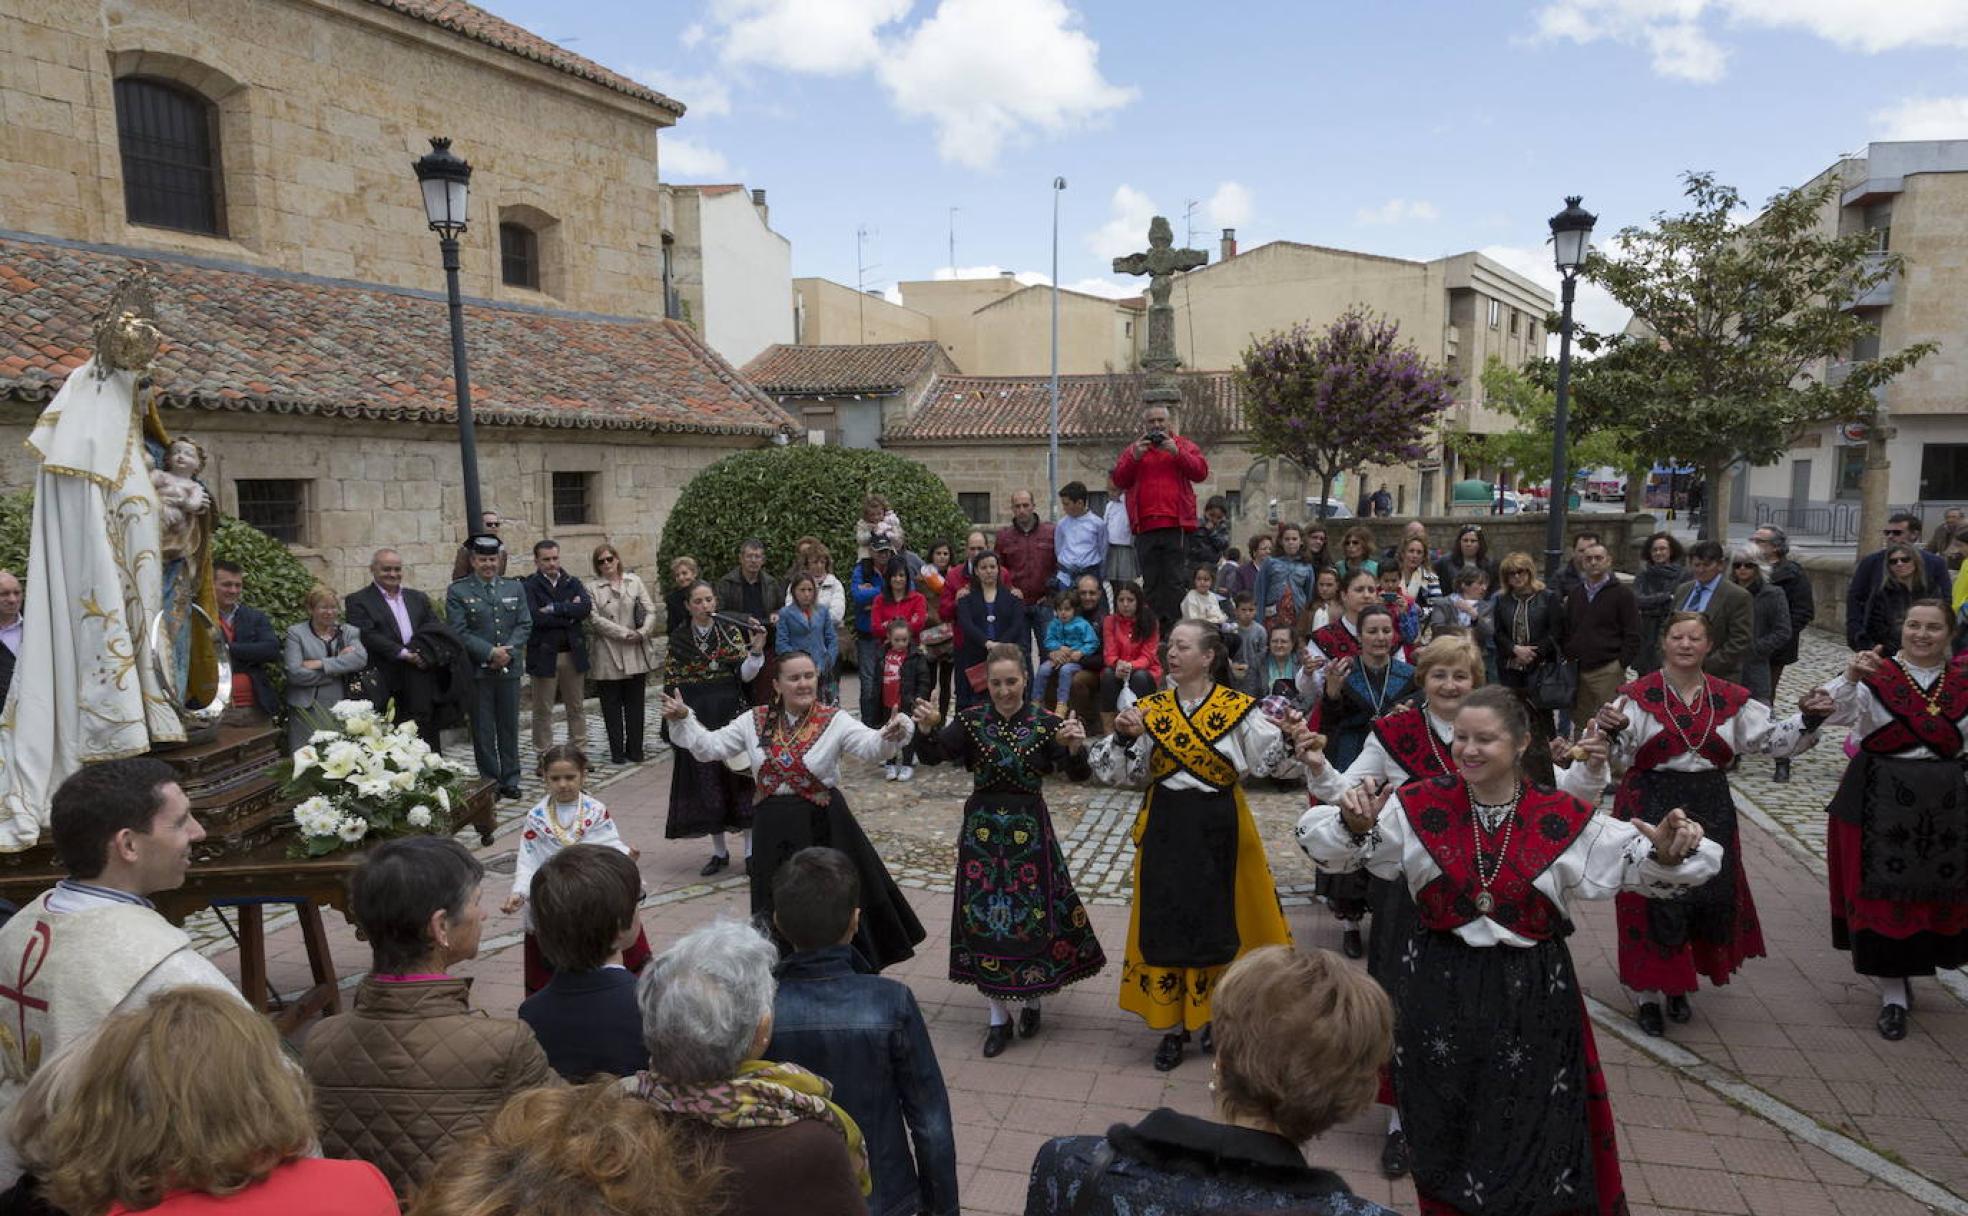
[1845,250,1894,311]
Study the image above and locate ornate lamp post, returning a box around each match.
[413,136,484,536]
[1543,195,1596,579]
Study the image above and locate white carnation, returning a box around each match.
[310,729,343,745]
[422,752,450,772]
[336,816,370,842]
[293,795,338,835]
[388,769,416,792]
[405,805,434,828]
[329,699,376,720]
[395,720,420,740]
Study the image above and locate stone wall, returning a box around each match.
[0,401,765,595]
[2,0,672,316]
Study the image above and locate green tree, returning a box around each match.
[1446,358,1646,494]
[1568,171,1934,541]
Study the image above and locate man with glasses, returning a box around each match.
[451,510,512,582]
[1672,539,1752,682]
[347,548,443,748]
[1844,513,1947,650]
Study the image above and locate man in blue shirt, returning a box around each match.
[1052,480,1108,590]
[1669,539,1752,682]
[766,848,958,1216]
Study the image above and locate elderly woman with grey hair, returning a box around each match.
[626,920,869,1216]
[1729,544,1793,704]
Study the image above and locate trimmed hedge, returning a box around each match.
[658,445,972,582]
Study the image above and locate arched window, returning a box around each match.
[113,77,224,236]
[500,223,540,289]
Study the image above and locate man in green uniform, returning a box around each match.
[447,533,532,798]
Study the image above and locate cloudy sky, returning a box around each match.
[479,0,1968,335]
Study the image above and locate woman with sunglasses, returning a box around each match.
[588,544,660,765]
[1858,542,1934,656]
[1727,546,1792,705]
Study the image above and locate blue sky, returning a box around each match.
[479,0,1968,335]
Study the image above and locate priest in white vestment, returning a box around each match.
[0,353,185,851]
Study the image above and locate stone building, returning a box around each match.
[744,341,956,449]
[1739,140,1968,532]
[0,0,792,594]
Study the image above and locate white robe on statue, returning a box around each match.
[0,358,182,850]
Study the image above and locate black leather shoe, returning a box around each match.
[1666,994,1692,1023]
[1342,928,1365,959]
[609,754,627,766]
[498,785,523,800]
[1636,1003,1665,1037]
[1153,1032,1186,1072]
[1380,1130,1411,1179]
[1877,1004,1908,1041]
[1199,1023,1214,1054]
[1017,1006,1042,1039]
[699,854,730,877]
[983,1022,1014,1058]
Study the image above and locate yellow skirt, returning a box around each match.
[1118,783,1293,1032]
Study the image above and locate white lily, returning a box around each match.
[290,746,319,778]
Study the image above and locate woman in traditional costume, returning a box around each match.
[662,650,926,972]
[662,581,762,877]
[1818,600,1968,1041]
[1306,602,1414,959]
[912,643,1107,1057]
[1297,685,1716,1216]
[1088,619,1301,1073]
[1564,611,1827,1037]
[1300,634,1484,1180]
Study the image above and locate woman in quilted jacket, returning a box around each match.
[301,837,556,1198]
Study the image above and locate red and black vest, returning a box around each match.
[1860,662,1967,759]
[1370,707,1455,782]
[1404,776,1594,941]
[1311,622,1360,662]
[1611,670,1749,820]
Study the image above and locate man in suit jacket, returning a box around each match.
[1671,539,1753,683]
[448,535,532,798]
[213,560,280,728]
[0,570,20,708]
[346,548,441,748]
[524,539,591,753]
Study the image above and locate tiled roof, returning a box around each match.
[742,342,951,397]
[365,1,684,115]
[0,234,794,437]
[887,371,1244,442]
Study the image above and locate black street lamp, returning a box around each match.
[1543,194,1596,580]
[413,136,484,537]
[1493,456,1511,515]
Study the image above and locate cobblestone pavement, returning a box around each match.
[206,651,1968,1216]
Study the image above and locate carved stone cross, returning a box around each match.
[1113,216,1207,403]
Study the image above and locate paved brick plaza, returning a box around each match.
[205,629,1968,1216]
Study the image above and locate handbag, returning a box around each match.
[964,660,991,694]
[342,625,389,707]
[1529,657,1579,711]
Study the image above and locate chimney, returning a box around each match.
[999,270,1015,278]
[1220,228,1237,260]
[751,188,768,224]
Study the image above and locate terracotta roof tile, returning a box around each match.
[742,342,950,396]
[888,372,1243,441]
[0,234,794,437]
[366,0,683,115]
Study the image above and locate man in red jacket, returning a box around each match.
[1111,403,1209,628]
[994,489,1057,667]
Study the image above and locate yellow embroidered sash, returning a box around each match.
[1141,685,1256,790]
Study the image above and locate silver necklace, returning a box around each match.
[1469,783,1523,915]
[1360,661,1392,714]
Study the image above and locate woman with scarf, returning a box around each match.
[1300,634,1485,1180]
[1298,685,1716,1216]
[1088,620,1302,1073]
[663,581,764,877]
[911,642,1107,1058]
[1563,611,1826,1038]
[627,919,869,1216]
[1493,551,1567,781]
[663,650,925,971]
[1817,600,1968,1040]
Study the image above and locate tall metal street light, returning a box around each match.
[1049,176,1067,512]
[413,136,485,537]
[1543,195,1597,580]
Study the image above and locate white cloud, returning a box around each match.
[696,0,1133,169]
[680,23,708,49]
[1874,96,1968,141]
[1528,1,1968,81]
[1354,198,1440,226]
[1086,184,1160,261]
[876,0,1135,169]
[1205,181,1252,231]
[661,136,734,180]
[1476,243,1631,344]
[710,0,909,74]
[629,67,734,117]
[1063,276,1139,299]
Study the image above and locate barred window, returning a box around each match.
[957,492,992,524]
[114,77,224,236]
[500,223,540,289]
[552,471,595,527]
[234,479,307,544]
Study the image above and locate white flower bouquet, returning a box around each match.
[276,700,473,857]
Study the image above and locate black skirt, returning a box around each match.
[1136,786,1241,968]
[749,790,926,972]
[665,679,753,839]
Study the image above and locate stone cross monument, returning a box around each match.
[1113,216,1208,405]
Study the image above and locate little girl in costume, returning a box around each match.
[503,744,652,993]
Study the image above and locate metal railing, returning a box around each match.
[1751,499,1933,545]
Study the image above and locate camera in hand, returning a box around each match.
[1145,429,1168,446]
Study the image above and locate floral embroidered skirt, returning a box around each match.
[950,790,1106,1000]
[1119,784,1291,1033]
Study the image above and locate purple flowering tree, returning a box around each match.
[1235,308,1457,517]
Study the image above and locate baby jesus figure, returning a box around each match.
[150,437,210,558]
